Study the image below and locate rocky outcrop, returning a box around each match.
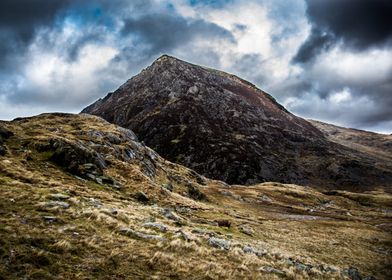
[0,124,14,156]
[82,55,392,191]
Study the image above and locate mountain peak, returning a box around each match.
[82,57,392,190]
[152,54,188,67]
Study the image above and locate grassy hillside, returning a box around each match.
[0,113,391,279]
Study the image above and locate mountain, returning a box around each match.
[0,113,391,279]
[82,55,392,191]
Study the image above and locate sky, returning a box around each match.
[0,0,391,133]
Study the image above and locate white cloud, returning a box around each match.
[328,87,351,104]
[11,23,119,107]
[311,46,392,87]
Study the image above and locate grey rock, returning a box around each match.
[219,190,233,197]
[101,207,118,216]
[88,130,103,139]
[176,230,190,241]
[242,245,266,257]
[48,193,70,200]
[188,85,199,95]
[239,225,254,236]
[118,227,165,241]
[162,208,182,222]
[88,198,103,208]
[40,201,70,209]
[208,237,230,250]
[105,133,122,144]
[86,173,96,180]
[343,267,362,280]
[82,163,96,169]
[259,194,272,202]
[285,258,312,271]
[95,177,103,185]
[142,222,168,233]
[43,216,57,223]
[260,266,285,276]
[192,228,208,235]
[117,127,138,141]
[322,266,338,273]
[295,262,309,271]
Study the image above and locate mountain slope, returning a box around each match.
[0,113,391,279]
[310,120,392,163]
[82,55,392,191]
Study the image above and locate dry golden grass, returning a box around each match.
[0,113,391,279]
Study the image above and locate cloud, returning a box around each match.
[284,46,392,131]
[0,0,73,69]
[0,0,391,133]
[294,0,392,63]
[121,13,235,55]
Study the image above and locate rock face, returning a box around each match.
[82,55,392,190]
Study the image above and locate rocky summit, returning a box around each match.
[83,55,392,191]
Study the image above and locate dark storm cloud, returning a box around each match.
[294,0,392,63]
[0,0,72,67]
[0,0,152,67]
[122,14,235,54]
[293,27,334,63]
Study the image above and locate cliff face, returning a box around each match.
[83,55,392,191]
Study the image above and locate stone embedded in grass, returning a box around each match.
[239,225,254,236]
[39,201,70,209]
[175,230,190,241]
[258,194,272,202]
[208,237,230,250]
[118,227,165,241]
[242,245,266,257]
[162,208,183,222]
[88,198,103,208]
[48,193,70,200]
[219,190,233,197]
[142,222,168,233]
[43,216,57,223]
[285,258,312,272]
[343,267,362,280]
[259,266,285,276]
[191,228,215,237]
[100,207,118,216]
[95,177,103,185]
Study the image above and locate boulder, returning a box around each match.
[118,227,165,241]
[208,237,230,250]
[142,222,168,233]
[259,266,285,276]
